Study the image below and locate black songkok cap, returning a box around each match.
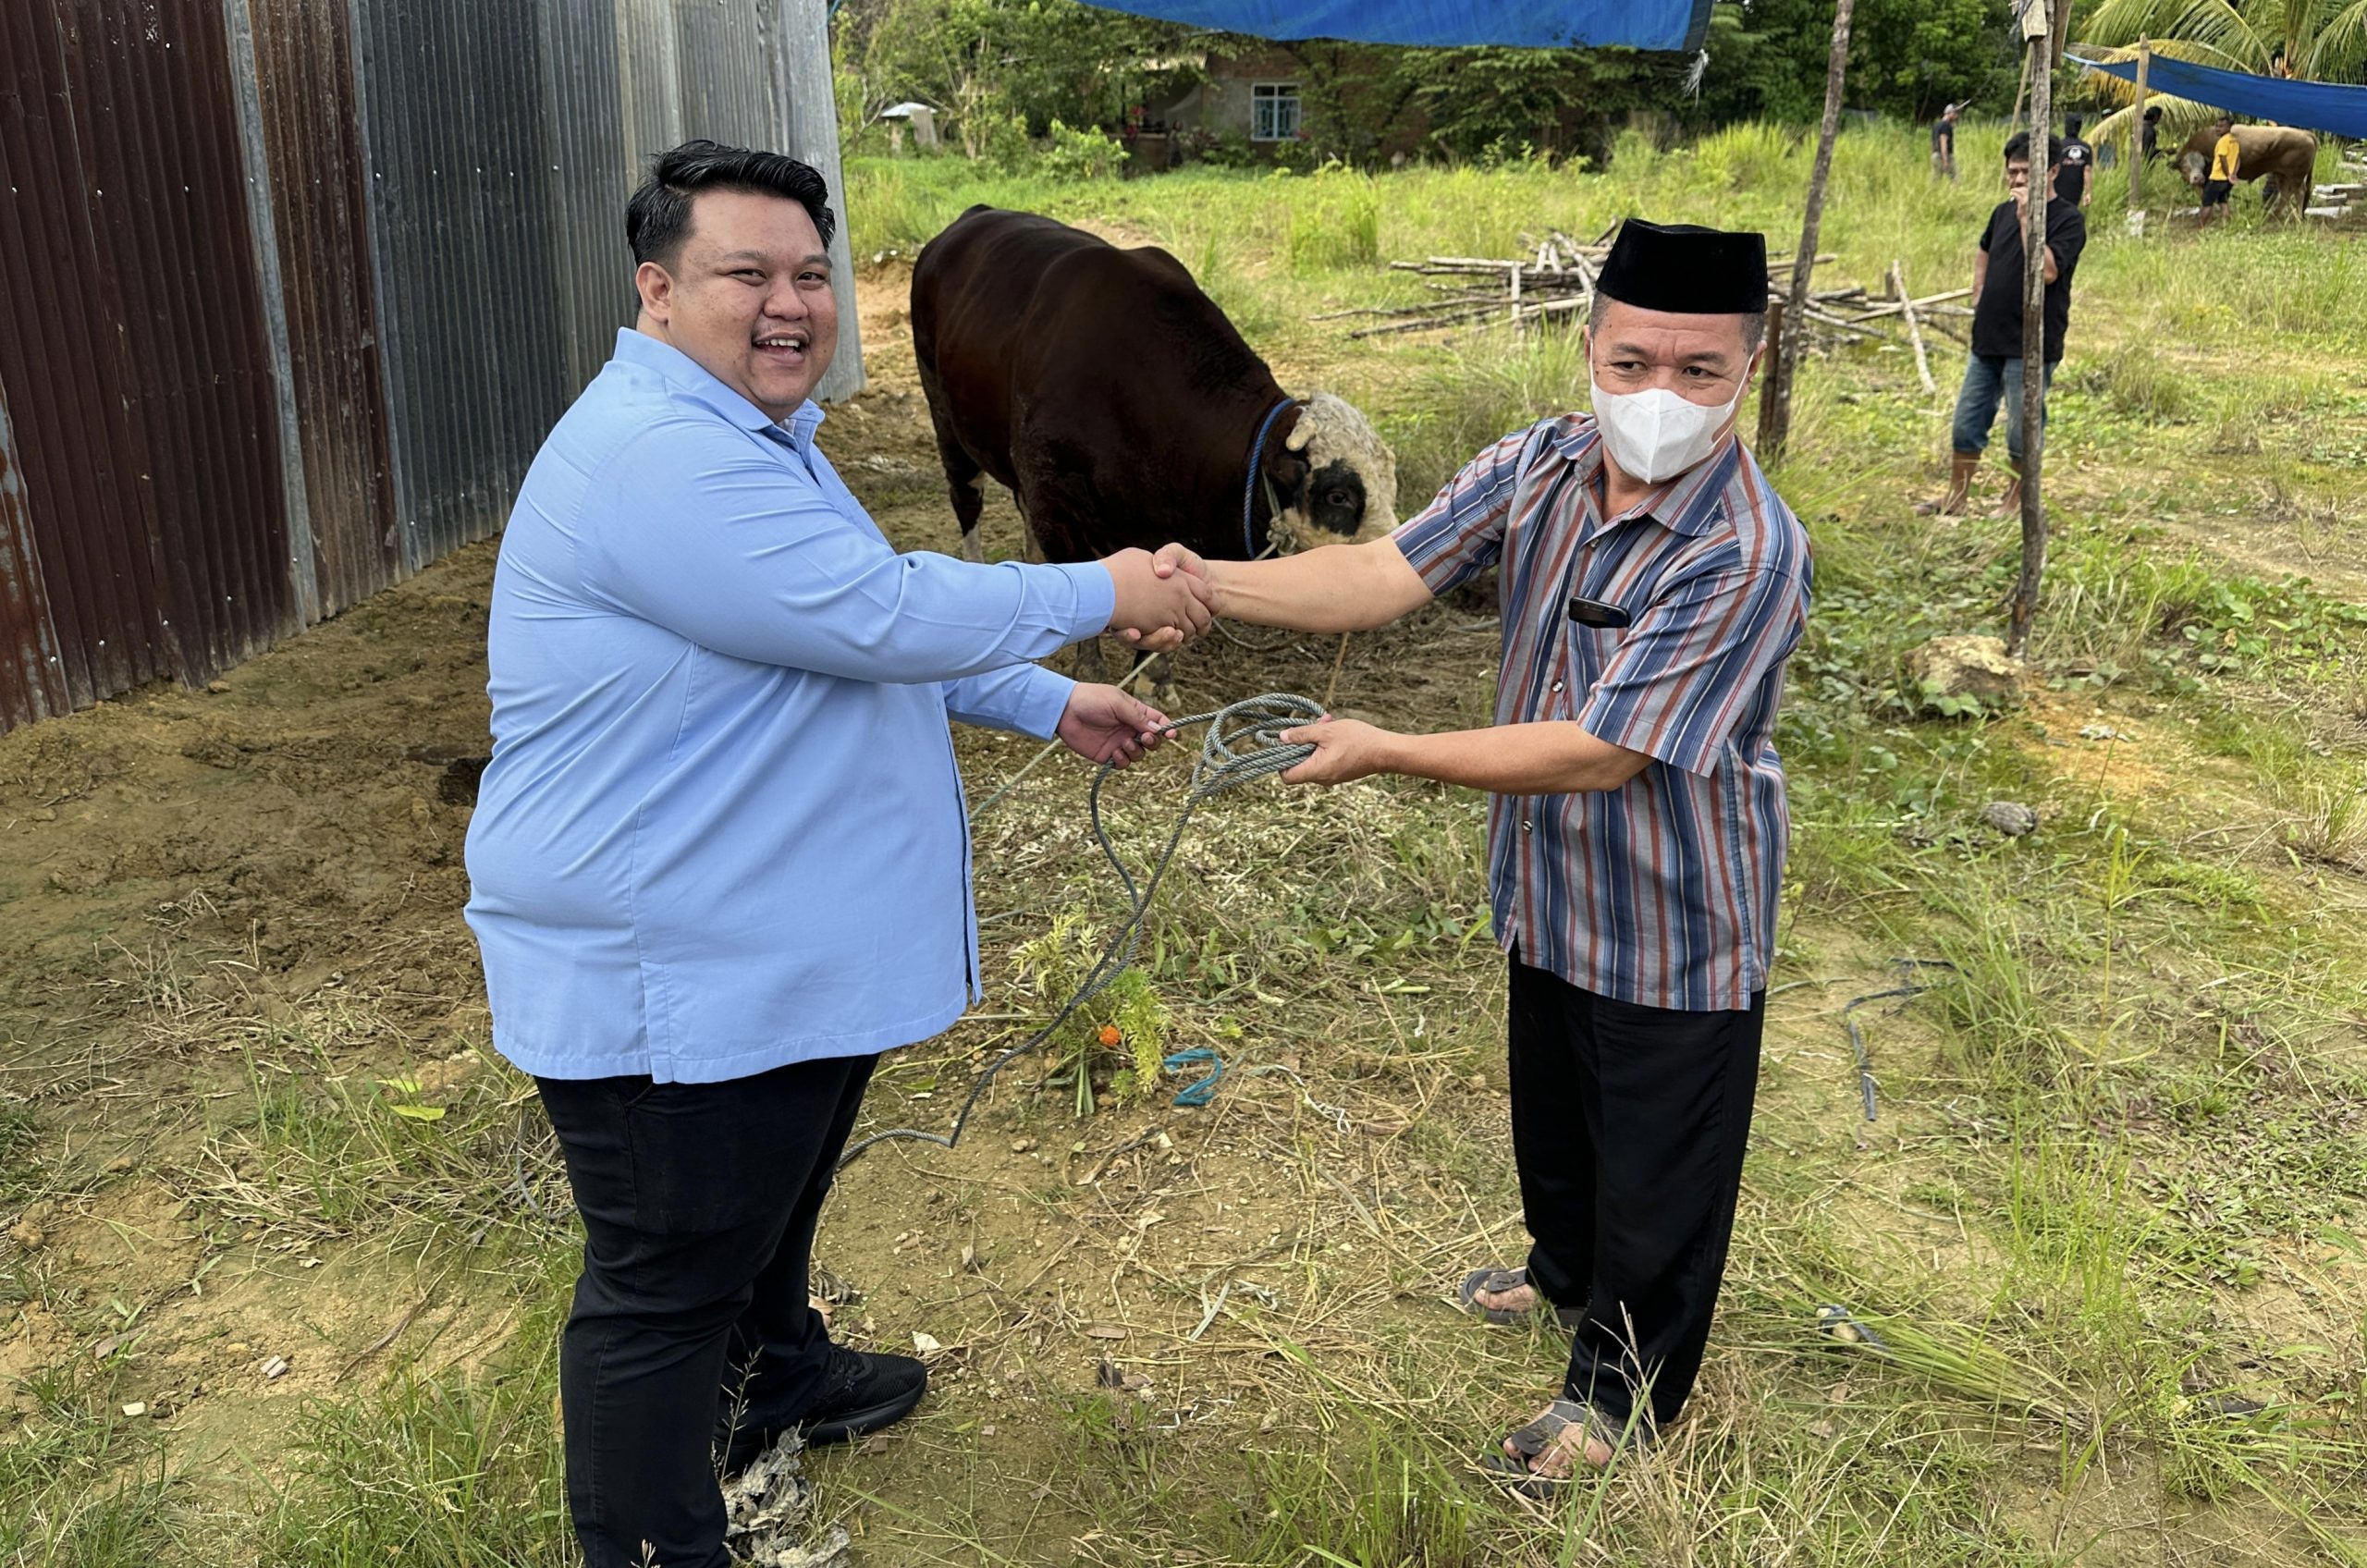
[1597,218,1770,315]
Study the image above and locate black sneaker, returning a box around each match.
[718,1346,928,1473]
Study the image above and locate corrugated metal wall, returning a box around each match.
[3,1,177,709]
[353,0,573,572]
[0,386,67,730]
[85,0,302,679]
[676,0,781,149]
[0,0,297,706]
[535,0,635,399]
[242,0,403,619]
[0,0,861,734]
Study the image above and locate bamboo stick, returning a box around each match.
[1347,303,1504,338]
[2130,41,2152,211]
[1892,259,1936,396]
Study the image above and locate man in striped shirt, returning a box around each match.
[1154,220,1809,1488]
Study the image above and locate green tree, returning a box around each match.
[1696,0,2017,123]
[2083,0,2367,81]
[844,0,1199,156]
[1388,46,1681,162]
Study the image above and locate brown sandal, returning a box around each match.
[1457,1267,1583,1329]
[1479,1398,1635,1497]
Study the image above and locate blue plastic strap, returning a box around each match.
[1161,1047,1224,1108]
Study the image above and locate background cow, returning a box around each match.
[2178,124,2317,212]
[911,205,1396,692]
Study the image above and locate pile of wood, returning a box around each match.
[1317,229,1977,392]
[2307,179,2362,220]
[2301,143,2367,219]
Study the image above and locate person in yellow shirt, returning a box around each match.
[2201,116,2240,225]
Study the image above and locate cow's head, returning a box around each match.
[2181,150,2207,186]
[1259,392,1397,552]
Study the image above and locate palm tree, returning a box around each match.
[2078,0,2367,143]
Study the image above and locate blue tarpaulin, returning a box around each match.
[1085,0,1714,53]
[2077,52,2367,141]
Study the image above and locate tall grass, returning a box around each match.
[1284,170,1380,276]
[0,1358,181,1568]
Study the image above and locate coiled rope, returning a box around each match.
[836,692,1324,1169]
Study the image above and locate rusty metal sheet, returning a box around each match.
[78,0,300,677]
[0,0,298,729]
[244,0,402,619]
[0,0,178,708]
[0,385,67,730]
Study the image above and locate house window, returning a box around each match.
[1251,82,1301,142]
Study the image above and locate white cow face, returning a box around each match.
[1275,392,1397,551]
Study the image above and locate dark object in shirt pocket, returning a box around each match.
[1567,595,1634,630]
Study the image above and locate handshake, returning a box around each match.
[1101,545,1217,651]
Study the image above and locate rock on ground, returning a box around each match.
[1907,635,2023,704]
[1980,801,2040,837]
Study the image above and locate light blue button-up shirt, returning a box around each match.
[463,330,1113,1084]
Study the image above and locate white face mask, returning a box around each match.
[1588,380,1742,484]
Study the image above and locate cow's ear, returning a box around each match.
[1261,443,1311,501]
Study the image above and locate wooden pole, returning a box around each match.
[2129,41,2152,210]
[1756,297,1785,450]
[2008,12,2052,661]
[1762,0,1856,460]
[1892,260,1936,395]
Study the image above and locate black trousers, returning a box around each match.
[534,1052,876,1568]
[1506,953,1763,1432]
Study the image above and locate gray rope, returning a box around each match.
[1839,958,1956,1121]
[838,692,1324,1169]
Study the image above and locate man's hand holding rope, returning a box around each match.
[1057,684,1172,769]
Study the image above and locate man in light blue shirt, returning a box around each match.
[463,141,1211,1568]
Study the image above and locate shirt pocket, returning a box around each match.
[1559,623,1629,716]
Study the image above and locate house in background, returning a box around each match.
[1131,45,1428,168]
[1145,48,1303,142]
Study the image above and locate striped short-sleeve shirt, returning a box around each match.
[1393,415,1811,1012]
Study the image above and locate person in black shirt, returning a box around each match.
[1919,132,2087,517]
[2057,116,2094,208]
[1932,103,1960,180]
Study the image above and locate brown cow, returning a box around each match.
[2178,124,2318,212]
[911,206,1395,692]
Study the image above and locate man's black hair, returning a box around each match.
[2003,130,2067,168]
[2143,104,2163,121]
[625,140,836,268]
[2066,113,2084,137]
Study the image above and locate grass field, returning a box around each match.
[1,122,2362,1566]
